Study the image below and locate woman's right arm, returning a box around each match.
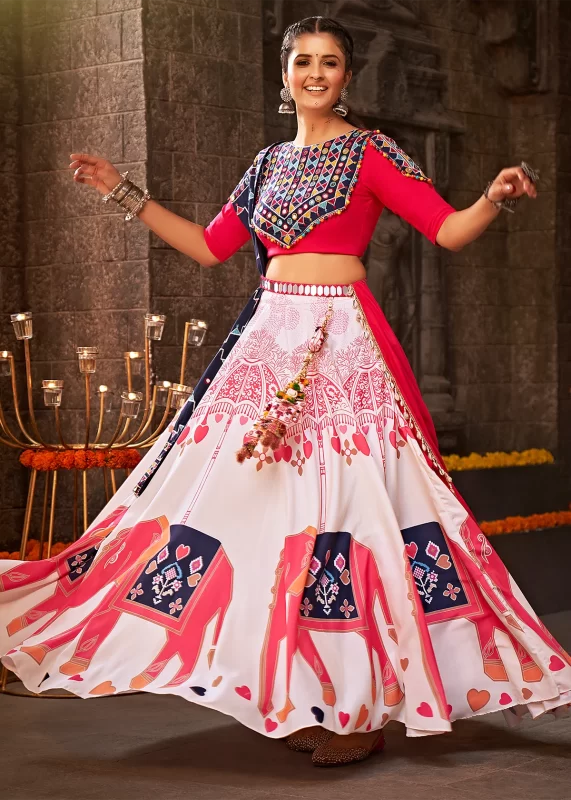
[136,199,219,267]
[69,152,249,268]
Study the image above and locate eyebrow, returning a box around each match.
[294,53,340,59]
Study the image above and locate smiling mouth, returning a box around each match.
[304,86,328,93]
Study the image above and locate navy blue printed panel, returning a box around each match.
[133,143,276,497]
[66,545,99,582]
[133,288,263,497]
[369,132,433,183]
[125,525,221,620]
[401,521,467,614]
[300,531,358,620]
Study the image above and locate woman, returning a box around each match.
[1,16,569,768]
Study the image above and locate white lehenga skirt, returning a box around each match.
[1,285,570,739]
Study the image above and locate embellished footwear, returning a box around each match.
[286,725,335,753]
[311,730,386,767]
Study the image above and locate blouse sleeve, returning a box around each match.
[203,158,256,263]
[362,133,456,245]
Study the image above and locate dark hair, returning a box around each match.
[280,16,354,73]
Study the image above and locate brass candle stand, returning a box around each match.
[0,312,208,697]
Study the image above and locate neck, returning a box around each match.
[293,114,353,146]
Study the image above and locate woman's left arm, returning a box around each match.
[436,165,538,251]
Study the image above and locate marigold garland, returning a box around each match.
[443,448,554,472]
[482,507,571,537]
[19,448,141,472]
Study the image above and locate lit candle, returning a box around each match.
[186,319,208,347]
[10,312,33,340]
[98,385,114,412]
[144,313,166,341]
[121,390,143,418]
[155,379,172,407]
[77,346,99,374]
[171,382,192,410]
[124,350,143,376]
[0,351,12,377]
[42,379,64,407]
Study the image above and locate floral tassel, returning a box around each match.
[236,300,334,463]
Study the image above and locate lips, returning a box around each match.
[304,86,327,93]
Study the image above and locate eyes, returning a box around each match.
[295,60,339,68]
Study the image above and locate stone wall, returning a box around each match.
[17,0,148,533]
[415,0,560,454]
[557,0,571,467]
[145,0,264,388]
[0,0,26,549]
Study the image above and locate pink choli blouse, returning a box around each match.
[203,128,455,263]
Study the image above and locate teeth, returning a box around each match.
[305,87,326,92]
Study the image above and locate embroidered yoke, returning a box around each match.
[204,128,455,262]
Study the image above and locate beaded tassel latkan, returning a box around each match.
[236,300,334,463]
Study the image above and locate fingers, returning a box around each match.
[69,152,98,166]
[73,165,94,183]
[499,166,537,198]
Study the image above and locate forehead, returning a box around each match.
[289,32,343,57]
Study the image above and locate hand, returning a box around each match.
[68,153,122,196]
[486,165,538,204]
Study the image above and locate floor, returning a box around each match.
[1,610,570,800]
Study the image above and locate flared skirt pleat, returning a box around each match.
[1,288,570,738]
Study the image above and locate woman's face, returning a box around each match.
[284,32,351,113]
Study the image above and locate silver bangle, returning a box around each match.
[102,174,151,221]
[102,171,130,204]
[483,181,517,213]
[118,186,151,221]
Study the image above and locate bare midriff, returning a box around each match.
[265,253,366,286]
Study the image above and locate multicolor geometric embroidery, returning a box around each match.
[401,521,468,614]
[229,129,432,250]
[368,132,432,184]
[300,531,358,621]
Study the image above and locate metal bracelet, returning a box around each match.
[483,181,505,211]
[117,186,151,221]
[102,171,130,204]
[521,160,540,183]
[483,161,539,215]
[113,181,134,204]
[483,181,517,214]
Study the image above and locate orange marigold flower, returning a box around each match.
[60,450,76,469]
[19,449,35,468]
[481,509,571,536]
[74,451,89,470]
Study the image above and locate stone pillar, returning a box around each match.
[557,0,571,468]
[0,0,26,550]
[19,0,148,527]
[146,0,265,388]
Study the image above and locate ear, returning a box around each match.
[344,70,353,87]
[282,72,288,87]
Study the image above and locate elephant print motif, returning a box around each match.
[259,526,404,723]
